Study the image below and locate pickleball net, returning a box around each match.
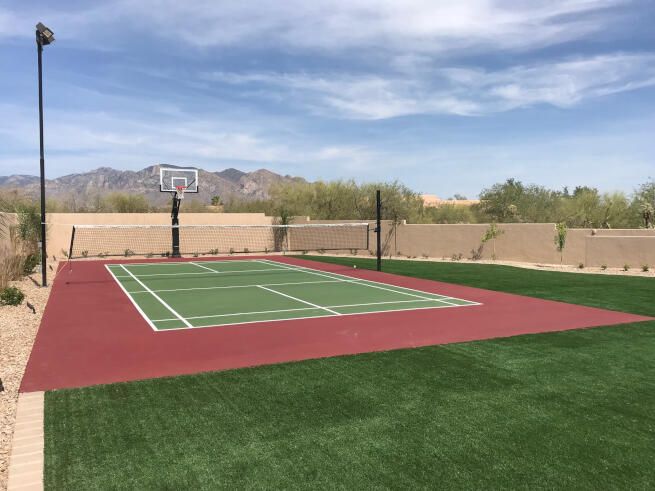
[68,223,370,259]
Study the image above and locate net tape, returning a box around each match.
[69,223,370,259]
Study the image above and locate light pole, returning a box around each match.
[36,22,54,287]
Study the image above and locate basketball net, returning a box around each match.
[175,185,187,200]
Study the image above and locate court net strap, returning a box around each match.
[68,223,370,259]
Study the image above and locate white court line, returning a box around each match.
[126,279,342,294]
[190,261,219,272]
[119,264,193,328]
[153,306,319,322]
[153,302,467,331]
[104,265,158,331]
[105,267,289,278]
[257,285,341,316]
[151,297,453,322]
[255,259,475,306]
[108,259,261,267]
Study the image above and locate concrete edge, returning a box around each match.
[7,392,44,491]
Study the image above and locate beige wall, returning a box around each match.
[46,213,275,258]
[38,213,655,267]
[389,223,655,267]
[585,236,655,267]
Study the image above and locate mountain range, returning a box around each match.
[0,165,305,205]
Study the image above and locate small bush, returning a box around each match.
[350,248,358,256]
[470,244,484,261]
[578,263,584,269]
[243,248,249,254]
[81,250,89,258]
[22,253,40,275]
[146,252,154,258]
[642,265,649,272]
[193,252,199,258]
[0,286,25,306]
[229,248,234,255]
[601,264,607,270]
[451,253,463,261]
[421,252,428,259]
[623,264,630,271]
[124,249,134,257]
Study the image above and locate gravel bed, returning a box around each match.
[0,271,52,491]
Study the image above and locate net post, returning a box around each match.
[68,225,76,270]
[376,190,382,272]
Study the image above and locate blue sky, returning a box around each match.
[1,0,654,198]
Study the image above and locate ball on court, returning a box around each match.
[353,265,357,269]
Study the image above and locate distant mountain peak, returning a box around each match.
[0,165,306,206]
[215,168,246,183]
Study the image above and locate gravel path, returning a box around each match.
[0,272,52,491]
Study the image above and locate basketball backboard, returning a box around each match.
[160,167,199,193]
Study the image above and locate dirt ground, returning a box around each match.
[0,255,651,489]
[0,270,53,491]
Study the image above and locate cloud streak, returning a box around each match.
[203,53,655,119]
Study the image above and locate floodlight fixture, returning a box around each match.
[36,22,55,45]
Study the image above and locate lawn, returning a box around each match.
[44,257,655,489]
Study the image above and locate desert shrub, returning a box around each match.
[623,264,630,271]
[642,265,649,272]
[124,249,134,257]
[578,263,584,269]
[22,253,40,275]
[601,264,607,270]
[0,286,25,306]
[470,244,484,260]
[451,253,463,261]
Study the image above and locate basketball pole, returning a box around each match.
[171,192,181,258]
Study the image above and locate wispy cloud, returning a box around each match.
[1,0,630,54]
[202,53,655,119]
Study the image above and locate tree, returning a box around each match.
[641,202,654,228]
[481,222,504,259]
[211,195,222,206]
[554,222,567,266]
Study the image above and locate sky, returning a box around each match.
[0,0,654,199]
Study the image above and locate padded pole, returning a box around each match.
[171,196,181,257]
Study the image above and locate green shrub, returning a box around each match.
[0,286,25,306]
[22,253,40,275]
[642,265,649,272]
[578,263,584,269]
[601,264,607,270]
[623,264,630,271]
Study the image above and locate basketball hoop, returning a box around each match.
[175,185,187,199]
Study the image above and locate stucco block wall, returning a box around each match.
[585,236,655,267]
[3,212,648,267]
[393,223,590,264]
[46,213,274,257]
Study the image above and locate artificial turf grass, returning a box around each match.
[44,258,655,489]
[297,255,655,317]
[45,322,655,489]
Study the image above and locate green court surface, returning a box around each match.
[106,259,479,330]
